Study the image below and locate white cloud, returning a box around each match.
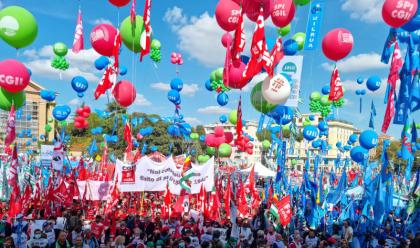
[164,7,273,67]
[241,72,268,92]
[184,117,201,125]
[90,18,113,25]
[150,82,199,96]
[68,98,81,106]
[341,0,382,23]
[321,53,388,73]
[23,46,101,82]
[134,94,151,106]
[197,106,231,114]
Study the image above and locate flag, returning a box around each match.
[277,195,292,227]
[236,178,248,216]
[325,168,347,204]
[8,185,21,218]
[224,176,231,218]
[369,101,376,129]
[163,183,171,219]
[381,28,397,64]
[248,165,261,209]
[113,31,122,73]
[140,0,151,61]
[180,168,194,193]
[124,122,133,154]
[208,187,221,221]
[382,42,403,133]
[21,184,32,214]
[88,138,98,157]
[104,178,119,214]
[270,37,284,68]
[4,104,16,147]
[197,184,207,216]
[371,100,377,116]
[130,0,137,31]
[236,97,243,144]
[100,139,108,173]
[316,170,323,205]
[269,194,280,220]
[173,190,189,214]
[231,9,245,60]
[72,8,84,53]
[7,146,18,187]
[401,118,413,160]
[328,66,344,101]
[411,68,420,112]
[94,65,115,99]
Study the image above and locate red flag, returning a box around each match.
[248,166,261,210]
[113,31,122,73]
[382,42,402,133]
[224,176,231,218]
[124,122,133,155]
[277,195,292,227]
[53,178,68,206]
[8,186,21,219]
[270,37,284,68]
[77,157,89,180]
[173,190,189,214]
[231,10,245,60]
[197,184,207,215]
[21,184,32,215]
[4,104,16,148]
[208,188,220,221]
[7,146,18,187]
[236,97,243,146]
[72,8,84,53]
[162,184,171,219]
[328,66,344,101]
[104,178,119,214]
[32,181,42,209]
[236,178,248,216]
[94,65,115,99]
[140,0,151,61]
[100,139,108,173]
[130,0,137,25]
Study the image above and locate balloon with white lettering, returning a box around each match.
[382,0,418,28]
[303,125,319,141]
[271,0,295,27]
[53,105,71,121]
[366,75,382,92]
[322,28,354,61]
[0,59,30,93]
[262,73,291,104]
[359,130,378,150]
[90,24,118,56]
[71,76,89,94]
[215,0,241,31]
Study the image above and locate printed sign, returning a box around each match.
[304,0,325,50]
[275,56,304,107]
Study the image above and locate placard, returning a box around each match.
[275,56,303,107]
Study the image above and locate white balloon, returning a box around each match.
[262,74,291,104]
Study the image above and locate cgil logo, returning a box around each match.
[282,62,297,73]
[0,74,24,86]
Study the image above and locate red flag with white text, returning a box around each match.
[328,66,344,101]
[72,8,84,53]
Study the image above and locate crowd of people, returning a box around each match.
[0,200,419,248]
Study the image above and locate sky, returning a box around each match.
[0,0,418,139]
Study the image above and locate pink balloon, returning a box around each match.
[244,0,273,22]
[227,60,247,89]
[108,0,130,7]
[137,133,143,140]
[224,132,234,143]
[221,33,233,48]
[171,57,177,64]
[171,52,177,58]
[271,0,295,27]
[214,126,225,137]
[112,80,137,107]
[205,134,217,147]
[322,28,354,61]
[382,0,418,28]
[90,24,118,56]
[214,136,226,146]
[178,59,183,65]
[0,59,30,93]
[215,0,241,31]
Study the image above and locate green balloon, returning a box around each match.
[218,143,232,157]
[310,91,321,101]
[53,42,68,56]
[151,39,161,50]
[250,82,277,114]
[262,140,271,151]
[48,117,53,123]
[0,6,38,49]
[215,67,224,81]
[210,70,217,82]
[277,24,291,36]
[206,146,216,156]
[282,124,290,132]
[190,133,199,140]
[0,88,25,111]
[120,15,145,53]
[229,110,237,124]
[416,123,420,129]
[291,159,297,166]
[293,0,311,6]
[292,32,306,50]
[100,142,105,148]
[60,121,67,127]
[320,95,331,106]
[303,120,311,127]
[45,124,52,133]
[197,154,210,164]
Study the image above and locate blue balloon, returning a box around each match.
[167,90,180,104]
[360,89,366,95]
[402,6,420,32]
[318,121,328,132]
[355,89,361,95]
[205,79,213,91]
[40,134,45,140]
[26,114,31,121]
[312,139,322,148]
[32,137,37,142]
[240,55,250,65]
[359,130,378,150]
[309,115,315,121]
[350,146,367,163]
[119,66,127,75]
[77,93,84,98]
[94,56,109,70]
[356,77,364,84]
[303,125,319,141]
[268,105,294,125]
[321,85,330,95]
[170,78,183,91]
[27,68,32,76]
[366,76,381,92]
[349,133,358,143]
[219,115,227,123]
[336,141,342,148]
[199,135,205,142]
[26,141,31,146]
[151,146,158,152]
[71,76,89,93]
[40,90,56,102]
[53,105,71,121]
[217,92,229,106]
[284,39,298,55]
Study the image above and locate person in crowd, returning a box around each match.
[114,236,125,248]
[304,230,319,248]
[71,235,83,248]
[27,229,48,248]
[273,233,285,248]
[82,226,99,248]
[11,215,28,248]
[3,236,15,248]
[90,216,104,243]
[55,231,70,248]
[342,220,353,248]
[43,221,56,246]
[70,225,82,245]
[0,216,12,247]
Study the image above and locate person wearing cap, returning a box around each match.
[0,215,12,247]
[11,214,28,248]
[27,229,48,248]
[43,221,56,246]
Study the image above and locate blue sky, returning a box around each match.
[0,0,418,139]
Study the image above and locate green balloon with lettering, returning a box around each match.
[0,6,38,49]
[120,15,145,53]
[292,32,306,50]
[0,88,25,111]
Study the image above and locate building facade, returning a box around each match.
[0,81,55,152]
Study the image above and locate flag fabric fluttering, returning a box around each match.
[140,0,151,61]
[328,65,344,101]
[231,9,245,61]
[130,0,137,30]
[4,104,16,148]
[124,122,133,155]
[7,146,18,188]
[72,8,84,53]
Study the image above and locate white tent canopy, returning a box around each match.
[241,163,276,177]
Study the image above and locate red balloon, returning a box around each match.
[322,28,354,61]
[108,0,130,7]
[382,0,418,28]
[215,0,241,31]
[112,80,137,107]
[221,33,233,48]
[244,0,273,22]
[90,24,118,56]
[82,111,90,118]
[76,108,84,116]
[246,142,254,149]
[227,60,247,89]
[74,116,85,123]
[214,126,225,137]
[271,0,295,27]
[224,132,234,143]
[74,121,83,129]
[83,105,91,114]
[214,136,226,147]
[205,134,218,147]
[0,59,30,93]
[246,148,253,155]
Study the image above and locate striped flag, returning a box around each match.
[179,168,194,193]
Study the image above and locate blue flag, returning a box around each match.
[304,0,325,50]
[326,167,347,204]
[410,70,420,112]
[369,113,375,129]
[371,100,377,116]
[374,177,385,226]
[381,28,397,64]
[88,138,98,157]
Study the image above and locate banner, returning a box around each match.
[275,56,303,107]
[40,145,54,167]
[304,0,325,50]
[115,156,214,194]
[77,180,111,201]
[277,195,292,226]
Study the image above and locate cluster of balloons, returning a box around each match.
[74,105,91,129]
[113,80,136,107]
[283,32,306,55]
[170,52,183,65]
[71,76,89,97]
[150,39,162,63]
[205,126,235,157]
[357,76,382,92]
[138,126,154,139]
[95,56,110,70]
[120,15,146,54]
[167,116,192,138]
[167,78,183,105]
[309,90,344,117]
[0,59,30,111]
[51,42,70,71]
[91,127,103,135]
[205,67,231,106]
